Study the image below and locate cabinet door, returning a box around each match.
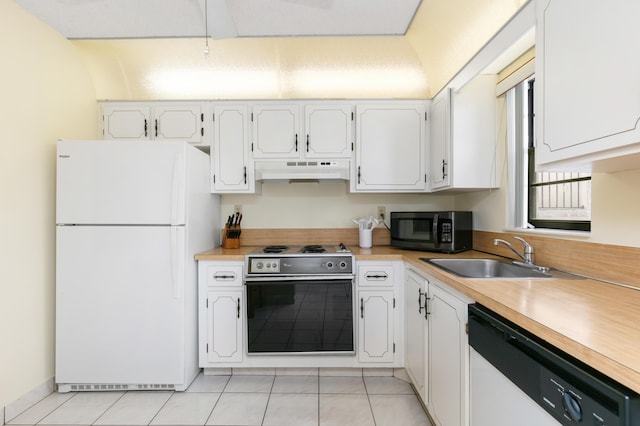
[405,270,427,403]
[358,290,394,363]
[206,290,243,363]
[304,105,353,158]
[429,90,451,190]
[355,104,427,191]
[154,104,204,144]
[428,284,469,426]
[252,104,300,158]
[103,104,151,139]
[212,105,253,193]
[536,0,640,170]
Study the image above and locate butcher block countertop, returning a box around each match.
[195,245,640,394]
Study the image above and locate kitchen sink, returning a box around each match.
[421,258,574,279]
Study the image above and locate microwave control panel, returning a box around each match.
[440,220,453,243]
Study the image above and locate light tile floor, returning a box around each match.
[7,373,432,426]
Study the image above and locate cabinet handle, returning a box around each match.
[237,297,240,318]
[442,159,448,179]
[306,134,310,152]
[357,166,361,184]
[243,166,247,184]
[418,288,424,314]
[364,273,388,280]
[213,273,237,280]
[360,297,364,318]
[295,133,298,152]
[424,295,432,319]
[155,119,158,138]
[144,119,148,137]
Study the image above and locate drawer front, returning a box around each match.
[357,264,394,287]
[206,265,243,287]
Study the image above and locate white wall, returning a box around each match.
[0,0,97,414]
[221,183,456,228]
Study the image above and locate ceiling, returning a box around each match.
[15,0,422,39]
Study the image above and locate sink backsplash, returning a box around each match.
[474,231,640,289]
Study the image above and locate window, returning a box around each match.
[509,78,591,231]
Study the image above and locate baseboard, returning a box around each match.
[4,377,54,424]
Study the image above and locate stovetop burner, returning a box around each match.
[301,244,326,253]
[262,245,289,254]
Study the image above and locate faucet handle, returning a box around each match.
[513,236,534,262]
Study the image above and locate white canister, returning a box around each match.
[359,229,372,248]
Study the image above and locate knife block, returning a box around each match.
[222,225,241,249]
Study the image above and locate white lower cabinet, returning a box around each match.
[405,266,473,426]
[356,261,403,365]
[198,261,244,367]
[405,268,428,402]
[358,290,394,363]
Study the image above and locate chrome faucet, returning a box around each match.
[493,236,534,265]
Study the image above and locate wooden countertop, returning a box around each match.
[195,246,640,394]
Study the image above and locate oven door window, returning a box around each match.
[246,279,354,354]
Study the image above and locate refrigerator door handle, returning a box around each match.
[171,227,185,298]
[170,151,186,226]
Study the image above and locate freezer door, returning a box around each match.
[55,225,192,387]
[56,140,187,225]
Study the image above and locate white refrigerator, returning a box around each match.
[55,140,219,392]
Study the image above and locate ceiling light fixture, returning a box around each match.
[203,0,209,58]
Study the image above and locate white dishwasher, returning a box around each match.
[468,304,640,426]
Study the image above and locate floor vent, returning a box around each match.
[64,383,176,392]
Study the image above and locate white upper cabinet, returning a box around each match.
[353,102,428,192]
[102,102,207,146]
[536,0,640,171]
[252,104,300,159]
[430,75,498,191]
[251,102,353,160]
[304,104,353,158]
[211,104,256,193]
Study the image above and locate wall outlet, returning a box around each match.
[377,206,386,220]
[234,205,242,214]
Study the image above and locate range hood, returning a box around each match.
[254,160,350,182]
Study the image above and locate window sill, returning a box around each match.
[503,227,591,239]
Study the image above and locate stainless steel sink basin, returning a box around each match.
[422,258,560,279]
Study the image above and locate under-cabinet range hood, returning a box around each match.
[254,160,350,182]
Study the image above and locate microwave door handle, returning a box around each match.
[432,215,439,248]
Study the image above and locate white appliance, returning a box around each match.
[55,140,220,392]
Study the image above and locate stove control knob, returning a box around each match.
[326,262,334,269]
[339,261,348,269]
[255,261,264,270]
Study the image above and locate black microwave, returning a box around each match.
[390,211,472,253]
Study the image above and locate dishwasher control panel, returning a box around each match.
[540,366,616,425]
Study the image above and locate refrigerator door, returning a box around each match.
[56,140,187,225]
[55,225,190,387]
